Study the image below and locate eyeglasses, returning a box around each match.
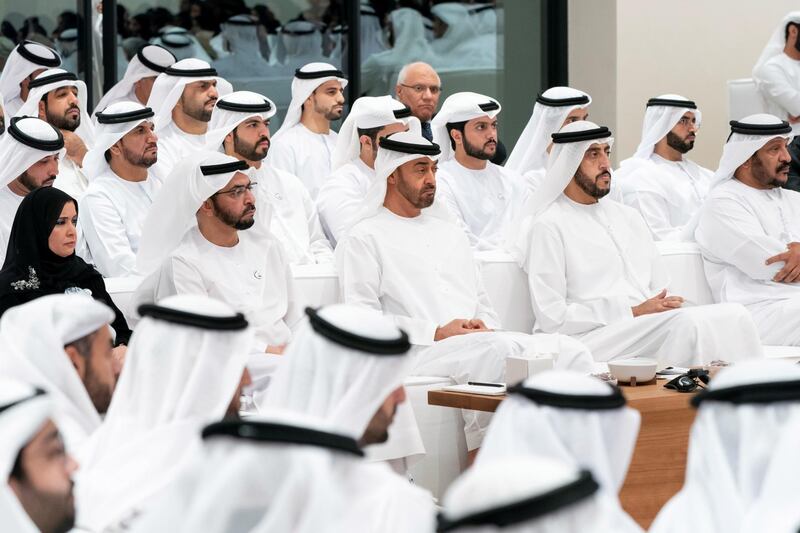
[212,181,258,199]
[399,83,442,95]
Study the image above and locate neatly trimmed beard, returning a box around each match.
[666,131,694,154]
[396,171,435,208]
[212,197,256,230]
[233,130,269,161]
[463,135,496,160]
[575,168,610,199]
[46,104,80,132]
[121,142,157,168]
[18,170,55,192]
[182,94,215,122]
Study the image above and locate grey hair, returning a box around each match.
[396,61,438,86]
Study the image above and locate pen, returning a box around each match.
[467,381,505,388]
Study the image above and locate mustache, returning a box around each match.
[205,97,218,106]
[256,136,270,147]
[777,162,791,173]
[596,171,611,180]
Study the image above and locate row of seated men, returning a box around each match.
[3,295,800,532]
[1,28,800,533]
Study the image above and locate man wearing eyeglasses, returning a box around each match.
[395,62,442,141]
[138,153,302,373]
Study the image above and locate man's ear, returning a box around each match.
[37,99,47,120]
[198,198,215,216]
[450,129,462,147]
[222,132,234,153]
[387,169,398,185]
[109,140,123,158]
[64,345,87,379]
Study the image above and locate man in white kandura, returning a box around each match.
[129,411,356,533]
[336,128,593,455]
[695,114,800,346]
[511,120,763,366]
[0,294,117,455]
[147,58,232,183]
[263,305,436,532]
[135,153,301,382]
[651,360,800,533]
[432,91,527,250]
[438,456,622,533]
[15,68,95,199]
[615,95,712,241]
[477,371,643,532]
[79,102,159,277]
[753,12,800,134]
[93,44,176,113]
[504,86,591,186]
[211,15,271,80]
[0,40,61,116]
[0,117,63,256]
[206,91,333,264]
[268,62,347,199]
[317,95,410,245]
[0,380,79,533]
[76,295,254,532]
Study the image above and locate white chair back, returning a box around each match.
[728,78,767,121]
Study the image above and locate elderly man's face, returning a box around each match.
[395,65,441,123]
[748,137,791,188]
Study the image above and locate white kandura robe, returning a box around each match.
[254,165,333,265]
[695,178,800,345]
[0,186,24,258]
[527,195,763,366]
[316,158,373,246]
[79,171,157,277]
[437,159,527,251]
[151,122,206,184]
[3,95,24,117]
[151,226,303,380]
[267,124,337,199]
[754,53,800,135]
[54,156,89,200]
[338,207,594,449]
[620,154,712,241]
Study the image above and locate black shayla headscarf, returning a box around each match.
[1,187,97,289]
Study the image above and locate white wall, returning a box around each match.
[569,0,797,168]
